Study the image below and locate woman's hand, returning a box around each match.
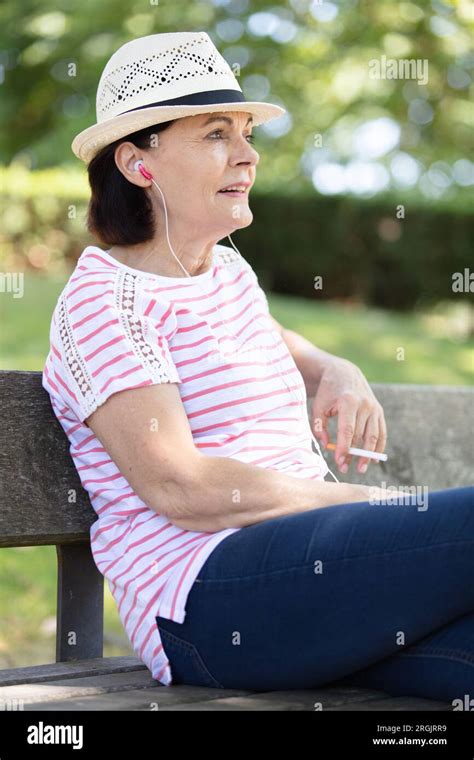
[311,356,387,475]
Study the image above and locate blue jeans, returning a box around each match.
[156,486,474,702]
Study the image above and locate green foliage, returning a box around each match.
[241,190,474,310]
[0,166,89,275]
[1,165,472,311]
[0,0,472,203]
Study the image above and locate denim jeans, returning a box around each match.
[155,486,474,702]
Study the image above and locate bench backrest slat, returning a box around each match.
[1,371,472,547]
[0,371,95,547]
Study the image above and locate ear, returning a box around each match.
[114,143,147,185]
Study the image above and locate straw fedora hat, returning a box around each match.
[71,31,286,164]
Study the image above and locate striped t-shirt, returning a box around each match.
[42,243,329,685]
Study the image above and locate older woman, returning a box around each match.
[42,32,474,700]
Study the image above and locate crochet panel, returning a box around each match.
[57,298,96,416]
[58,269,174,420]
[117,270,173,382]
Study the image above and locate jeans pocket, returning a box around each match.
[156,619,225,689]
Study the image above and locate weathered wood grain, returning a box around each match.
[307,383,473,491]
[0,657,147,687]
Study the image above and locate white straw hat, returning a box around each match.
[71,31,286,164]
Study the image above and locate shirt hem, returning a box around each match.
[155,527,240,625]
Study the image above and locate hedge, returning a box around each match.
[1,166,472,311]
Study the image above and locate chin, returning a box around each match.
[231,209,253,228]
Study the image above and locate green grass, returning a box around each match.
[268,293,473,386]
[0,273,472,667]
[0,547,133,668]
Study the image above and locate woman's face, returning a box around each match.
[143,110,260,238]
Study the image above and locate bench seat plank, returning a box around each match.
[18,685,450,711]
[326,697,451,711]
[161,696,450,711]
[0,656,146,687]
[22,685,258,711]
[0,670,161,705]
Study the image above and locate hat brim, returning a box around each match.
[71,101,286,164]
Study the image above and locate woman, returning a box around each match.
[42,32,473,701]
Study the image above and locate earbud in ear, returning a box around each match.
[134,161,153,180]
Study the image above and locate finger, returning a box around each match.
[335,394,358,473]
[374,406,388,463]
[357,413,380,473]
[352,406,371,469]
[312,408,330,449]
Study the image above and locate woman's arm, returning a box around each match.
[84,372,392,536]
[170,453,394,533]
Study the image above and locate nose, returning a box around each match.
[250,146,260,167]
[233,136,259,169]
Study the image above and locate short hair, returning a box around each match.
[86,120,176,247]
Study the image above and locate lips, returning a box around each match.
[218,181,251,193]
[217,189,249,198]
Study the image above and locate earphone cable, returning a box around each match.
[141,164,340,483]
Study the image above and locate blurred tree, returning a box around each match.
[0,0,472,201]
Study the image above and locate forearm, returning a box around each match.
[281,328,344,398]
[167,454,374,533]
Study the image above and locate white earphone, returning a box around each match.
[132,157,340,482]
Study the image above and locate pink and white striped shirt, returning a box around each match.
[42,243,329,685]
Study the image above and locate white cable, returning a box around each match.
[225,235,341,484]
[145,172,340,483]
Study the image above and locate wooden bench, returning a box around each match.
[0,371,472,711]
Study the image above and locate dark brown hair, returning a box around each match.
[86,120,176,247]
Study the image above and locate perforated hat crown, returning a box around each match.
[71,31,286,164]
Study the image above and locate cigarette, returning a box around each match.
[324,443,388,462]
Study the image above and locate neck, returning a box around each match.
[108,236,218,278]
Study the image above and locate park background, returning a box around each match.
[0,0,472,667]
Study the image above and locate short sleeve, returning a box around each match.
[54,286,181,425]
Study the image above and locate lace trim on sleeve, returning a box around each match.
[58,269,176,419]
[58,297,95,409]
[119,271,173,382]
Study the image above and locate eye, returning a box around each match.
[209,129,255,144]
